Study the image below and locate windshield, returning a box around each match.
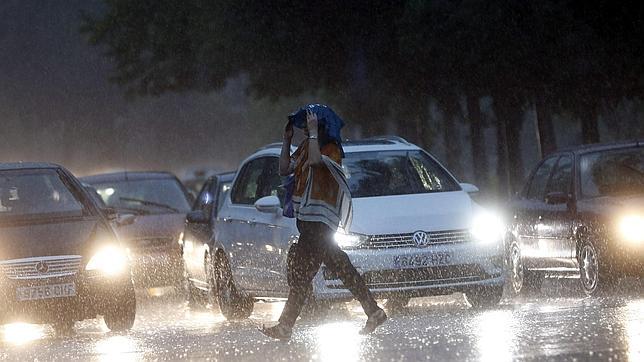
[580,147,644,198]
[343,150,461,198]
[92,178,191,215]
[0,169,85,219]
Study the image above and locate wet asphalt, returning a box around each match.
[1,279,643,361]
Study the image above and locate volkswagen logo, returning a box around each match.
[35,261,49,274]
[412,231,430,247]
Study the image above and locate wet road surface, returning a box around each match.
[1,280,643,361]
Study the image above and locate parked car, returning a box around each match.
[507,141,643,296]
[81,171,193,288]
[181,172,235,304]
[180,137,506,319]
[0,163,136,333]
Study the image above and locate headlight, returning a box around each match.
[618,215,644,244]
[85,245,129,276]
[334,231,369,249]
[471,211,504,244]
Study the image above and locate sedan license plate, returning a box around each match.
[16,283,76,301]
[393,252,452,269]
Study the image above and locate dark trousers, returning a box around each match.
[278,220,379,328]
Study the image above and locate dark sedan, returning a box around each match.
[181,172,235,306]
[0,163,136,333]
[507,141,644,296]
[81,171,193,288]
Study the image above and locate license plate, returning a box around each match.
[16,283,76,301]
[393,252,452,268]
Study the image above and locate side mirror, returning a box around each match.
[186,210,209,224]
[255,195,281,214]
[115,213,137,227]
[460,183,480,195]
[545,191,570,205]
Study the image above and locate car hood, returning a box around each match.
[349,191,475,235]
[577,194,644,216]
[115,213,186,241]
[0,217,104,260]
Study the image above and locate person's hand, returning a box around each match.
[283,121,293,141]
[306,109,318,137]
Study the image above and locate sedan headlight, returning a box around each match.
[85,245,129,276]
[471,211,504,244]
[618,214,644,244]
[334,231,369,249]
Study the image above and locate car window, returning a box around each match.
[216,181,232,215]
[342,150,460,198]
[526,157,558,200]
[192,178,214,211]
[580,147,644,198]
[545,156,573,196]
[0,169,85,219]
[231,158,268,205]
[92,178,191,215]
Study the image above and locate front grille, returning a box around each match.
[0,255,82,280]
[129,237,174,251]
[327,264,486,289]
[361,229,471,249]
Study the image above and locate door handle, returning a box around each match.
[538,215,543,221]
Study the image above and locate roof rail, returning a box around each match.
[359,135,412,145]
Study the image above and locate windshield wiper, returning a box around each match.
[113,206,151,215]
[119,197,181,213]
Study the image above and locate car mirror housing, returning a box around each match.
[255,195,281,214]
[115,213,137,227]
[545,191,570,205]
[460,183,480,194]
[186,210,209,224]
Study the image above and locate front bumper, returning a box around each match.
[0,272,133,324]
[312,241,505,300]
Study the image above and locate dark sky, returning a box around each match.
[0,1,301,179]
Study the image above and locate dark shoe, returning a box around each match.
[258,323,292,341]
[359,308,387,335]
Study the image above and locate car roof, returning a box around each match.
[80,171,179,184]
[551,140,643,157]
[0,162,64,171]
[251,136,420,158]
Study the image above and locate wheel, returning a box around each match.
[52,318,75,336]
[506,241,542,296]
[465,286,503,308]
[214,252,254,320]
[103,282,137,331]
[578,238,614,296]
[384,296,410,314]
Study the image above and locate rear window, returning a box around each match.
[343,150,460,198]
[580,147,644,198]
[0,169,85,219]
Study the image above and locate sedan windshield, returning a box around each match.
[92,178,191,215]
[343,150,460,198]
[0,169,85,219]
[580,147,644,198]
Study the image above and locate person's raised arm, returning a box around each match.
[306,110,322,167]
[279,121,294,176]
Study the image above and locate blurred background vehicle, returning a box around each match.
[180,171,235,306]
[180,168,221,196]
[0,163,136,333]
[187,137,505,320]
[81,171,193,289]
[507,141,643,297]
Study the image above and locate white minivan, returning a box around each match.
[182,137,506,319]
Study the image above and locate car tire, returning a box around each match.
[384,296,410,314]
[465,286,503,308]
[214,252,254,320]
[507,241,542,296]
[103,282,137,332]
[578,238,613,296]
